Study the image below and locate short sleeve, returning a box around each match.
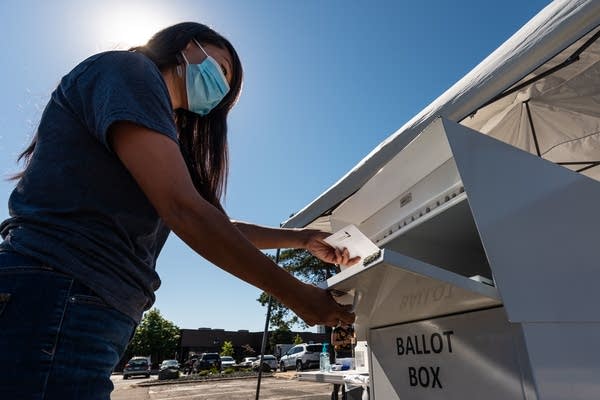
[59,51,178,149]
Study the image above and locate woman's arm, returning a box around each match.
[232,221,360,266]
[231,220,313,249]
[108,121,354,327]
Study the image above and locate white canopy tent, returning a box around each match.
[285,3,600,396]
[282,0,600,231]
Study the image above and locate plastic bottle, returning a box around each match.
[319,343,331,372]
[354,341,368,372]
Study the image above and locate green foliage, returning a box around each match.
[220,340,234,357]
[258,249,338,330]
[125,308,180,366]
[293,333,304,344]
[223,367,236,374]
[268,327,294,352]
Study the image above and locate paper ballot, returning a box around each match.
[324,224,380,265]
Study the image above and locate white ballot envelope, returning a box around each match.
[324,224,381,269]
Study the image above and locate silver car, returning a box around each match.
[251,355,277,371]
[220,356,236,370]
[279,344,322,371]
[238,357,257,368]
[122,356,151,379]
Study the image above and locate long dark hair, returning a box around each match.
[15,22,243,213]
[132,22,243,212]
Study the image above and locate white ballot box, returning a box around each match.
[308,118,600,400]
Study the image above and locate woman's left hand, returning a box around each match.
[304,230,361,267]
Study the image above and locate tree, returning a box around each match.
[220,340,234,357]
[268,327,294,352]
[293,333,304,345]
[125,308,180,367]
[257,249,338,330]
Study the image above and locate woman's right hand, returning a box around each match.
[284,282,355,327]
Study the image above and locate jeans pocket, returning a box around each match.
[0,293,11,316]
[69,294,109,309]
[0,265,54,275]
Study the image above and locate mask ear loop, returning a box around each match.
[180,51,190,65]
[177,51,189,78]
[193,39,210,58]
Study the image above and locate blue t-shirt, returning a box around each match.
[0,51,178,322]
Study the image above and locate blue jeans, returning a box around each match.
[0,251,137,400]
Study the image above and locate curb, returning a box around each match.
[136,373,276,387]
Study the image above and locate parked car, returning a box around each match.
[123,356,151,379]
[193,352,221,372]
[220,356,236,370]
[251,355,277,372]
[158,359,180,380]
[279,343,322,371]
[238,357,257,368]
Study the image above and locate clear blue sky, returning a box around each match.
[0,0,551,331]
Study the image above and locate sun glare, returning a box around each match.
[98,5,173,50]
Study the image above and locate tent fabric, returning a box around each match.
[282,0,600,230]
[461,26,600,174]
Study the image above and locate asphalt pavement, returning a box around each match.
[110,372,333,400]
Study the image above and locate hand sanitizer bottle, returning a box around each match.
[319,343,331,372]
[354,341,368,372]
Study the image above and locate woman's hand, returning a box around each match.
[285,282,355,327]
[304,230,361,267]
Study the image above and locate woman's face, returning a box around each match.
[183,41,234,86]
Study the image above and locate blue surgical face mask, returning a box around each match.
[181,39,230,116]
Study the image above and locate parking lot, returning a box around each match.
[111,373,334,400]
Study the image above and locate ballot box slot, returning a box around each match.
[381,198,493,282]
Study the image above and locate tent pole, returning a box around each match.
[576,162,600,173]
[524,101,542,157]
[255,248,281,400]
